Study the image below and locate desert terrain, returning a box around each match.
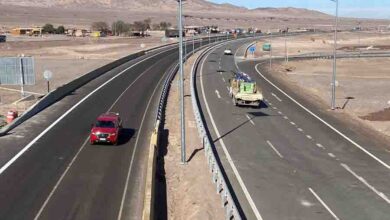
[0,32,171,121]
[247,31,390,138]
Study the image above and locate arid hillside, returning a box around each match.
[0,0,388,29]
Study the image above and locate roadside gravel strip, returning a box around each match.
[155,50,224,219]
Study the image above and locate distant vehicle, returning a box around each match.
[0,35,6,43]
[229,72,263,107]
[165,29,185,38]
[224,48,233,55]
[90,112,122,145]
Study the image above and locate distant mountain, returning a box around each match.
[0,0,242,10]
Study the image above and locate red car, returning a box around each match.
[90,112,122,145]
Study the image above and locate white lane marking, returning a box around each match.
[309,188,340,220]
[117,68,167,220]
[0,49,170,176]
[201,49,264,220]
[222,77,226,82]
[301,199,315,207]
[226,86,230,93]
[219,72,222,75]
[246,114,255,126]
[34,138,89,219]
[107,63,158,111]
[316,143,325,149]
[215,90,221,99]
[255,64,390,170]
[290,121,296,125]
[268,102,273,106]
[271,92,282,102]
[298,128,304,132]
[283,116,289,120]
[272,106,277,110]
[266,140,284,158]
[306,135,313,140]
[34,55,171,220]
[341,163,390,204]
[265,99,268,102]
[328,153,336,158]
[278,111,283,115]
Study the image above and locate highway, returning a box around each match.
[195,40,390,220]
[0,41,205,220]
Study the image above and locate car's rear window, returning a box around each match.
[96,120,115,128]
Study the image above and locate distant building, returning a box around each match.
[11,27,42,36]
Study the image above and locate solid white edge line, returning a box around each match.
[341,163,390,204]
[254,64,390,170]
[309,187,340,220]
[117,65,168,220]
[33,50,171,220]
[33,138,89,220]
[0,49,169,176]
[200,46,264,220]
[266,140,284,158]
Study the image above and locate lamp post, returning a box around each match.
[177,0,186,164]
[330,0,339,110]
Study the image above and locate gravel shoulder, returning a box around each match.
[155,51,224,219]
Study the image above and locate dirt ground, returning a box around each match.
[272,57,390,137]
[0,32,171,121]
[249,31,390,58]
[159,52,224,219]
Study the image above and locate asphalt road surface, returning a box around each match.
[195,40,390,220]
[0,40,206,220]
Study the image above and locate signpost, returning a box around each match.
[43,70,52,93]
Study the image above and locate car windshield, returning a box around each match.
[95,120,115,128]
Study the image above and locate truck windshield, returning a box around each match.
[96,120,115,128]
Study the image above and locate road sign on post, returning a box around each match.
[43,70,52,93]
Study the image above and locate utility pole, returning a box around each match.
[269,32,273,70]
[177,0,186,164]
[285,30,288,63]
[331,0,339,110]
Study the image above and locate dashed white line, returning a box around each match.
[246,114,255,126]
[278,111,283,115]
[215,90,221,99]
[222,78,226,82]
[255,64,390,170]
[0,48,170,176]
[268,102,273,106]
[316,143,325,149]
[341,163,390,204]
[283,116,289,120]
[306,135,313,140]
[272,106,277,110]
[328,153,336,158]
[226,86,230,93]
[290,121,296,125]
[266,140,284,158]
[309,188,340,220]
[297,128,304,132]
[271,92,282,102]
[201,47,264,220]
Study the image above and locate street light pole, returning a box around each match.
[331,0,339,110]
[178,0,186,164]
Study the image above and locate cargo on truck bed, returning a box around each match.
[229,72,263,107]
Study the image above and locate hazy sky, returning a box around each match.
[209,0,390,19]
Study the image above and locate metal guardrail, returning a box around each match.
[190,45,242,220]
